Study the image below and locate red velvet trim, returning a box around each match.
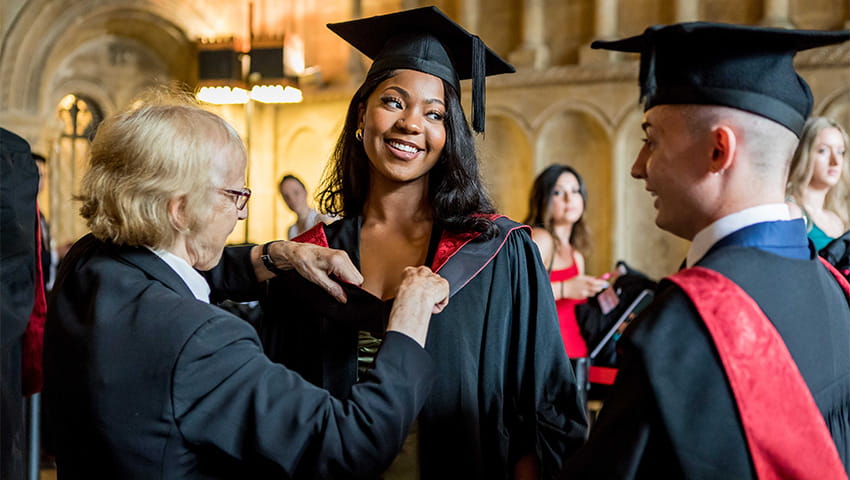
[669,267,847,480]
[291,222,329,248]
[22,204,46,396]
[588,365,617,385]
[430,213,503,272]
[291,215,522,294]
[431,229,481,272]
[430,214,518,271]
[819,257,850,299]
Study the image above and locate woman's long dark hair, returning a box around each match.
[524,164,591,254]
[318,69,497,240]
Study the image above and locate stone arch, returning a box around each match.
[1,0,208,117]
[533,98,613,143]
[612,106,688,281]
[534,105,613,275]
[1,1,225,246]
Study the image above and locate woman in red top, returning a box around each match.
[525,164,607,358]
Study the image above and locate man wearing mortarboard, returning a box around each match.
[560,23,850,479]
[206,6,589,479]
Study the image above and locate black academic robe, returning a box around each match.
[820,229,850,281]
[562,243,850,478]
[1,128,39,480]
[44,234,435,479]
[208,216,588,479]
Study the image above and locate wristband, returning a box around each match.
[261,241,287,276]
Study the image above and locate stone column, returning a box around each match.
[846,0,850,28]
[459,0,480,34]
[580,0,618,64]
[347,0,365,83]
[509,0,551,70]
[674,0,699,22]
[594,0,618,40]
[761,0,793,28]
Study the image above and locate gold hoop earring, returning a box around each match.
[355,128,363,142]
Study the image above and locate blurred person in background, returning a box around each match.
[525,164,607,359]
[278,173,333,239]
[786,116,849,251]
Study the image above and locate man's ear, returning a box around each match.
[710,125,737,175]
[168,194,189,231]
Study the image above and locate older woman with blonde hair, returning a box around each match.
[786,116,850,251]
[43,93,449,479]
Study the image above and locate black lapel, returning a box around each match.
[111,242,196,299]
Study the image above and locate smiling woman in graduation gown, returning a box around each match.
[206,7,588,479]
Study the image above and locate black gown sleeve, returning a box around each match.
[173,313,435,479]
[203,244,264,303]
[561,284,752,479]
[501,229,589,478]
[558,332,679,479]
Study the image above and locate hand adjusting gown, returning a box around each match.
[207,215,589,479]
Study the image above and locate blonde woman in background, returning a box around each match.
[786,116,850,251]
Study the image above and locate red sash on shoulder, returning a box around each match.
[668,265,847,480]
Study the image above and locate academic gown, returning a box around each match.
[562,220,850,479]
[0,128,39,480]
[44,234,436,479]
[207,216,588,479]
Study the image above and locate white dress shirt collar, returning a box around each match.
[686,203,791,268]
[147,247,211,303]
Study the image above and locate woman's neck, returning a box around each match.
[359,177,434,300]
[801,186,829,215]
[363,177,432,227]
[295,205,311,220]
[164,235,195,268]
[552,222,574,246]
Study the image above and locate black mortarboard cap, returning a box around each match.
[591,22,850,137]
[328,6,515,133]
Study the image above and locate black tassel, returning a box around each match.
[471,35,486,133]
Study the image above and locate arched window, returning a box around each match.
[50,94,103,247]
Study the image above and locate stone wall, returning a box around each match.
[1,0,848,279]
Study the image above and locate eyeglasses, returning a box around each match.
[219,187,252,210]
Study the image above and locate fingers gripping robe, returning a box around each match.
[387,266,450,347]
[263,240,364,303]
